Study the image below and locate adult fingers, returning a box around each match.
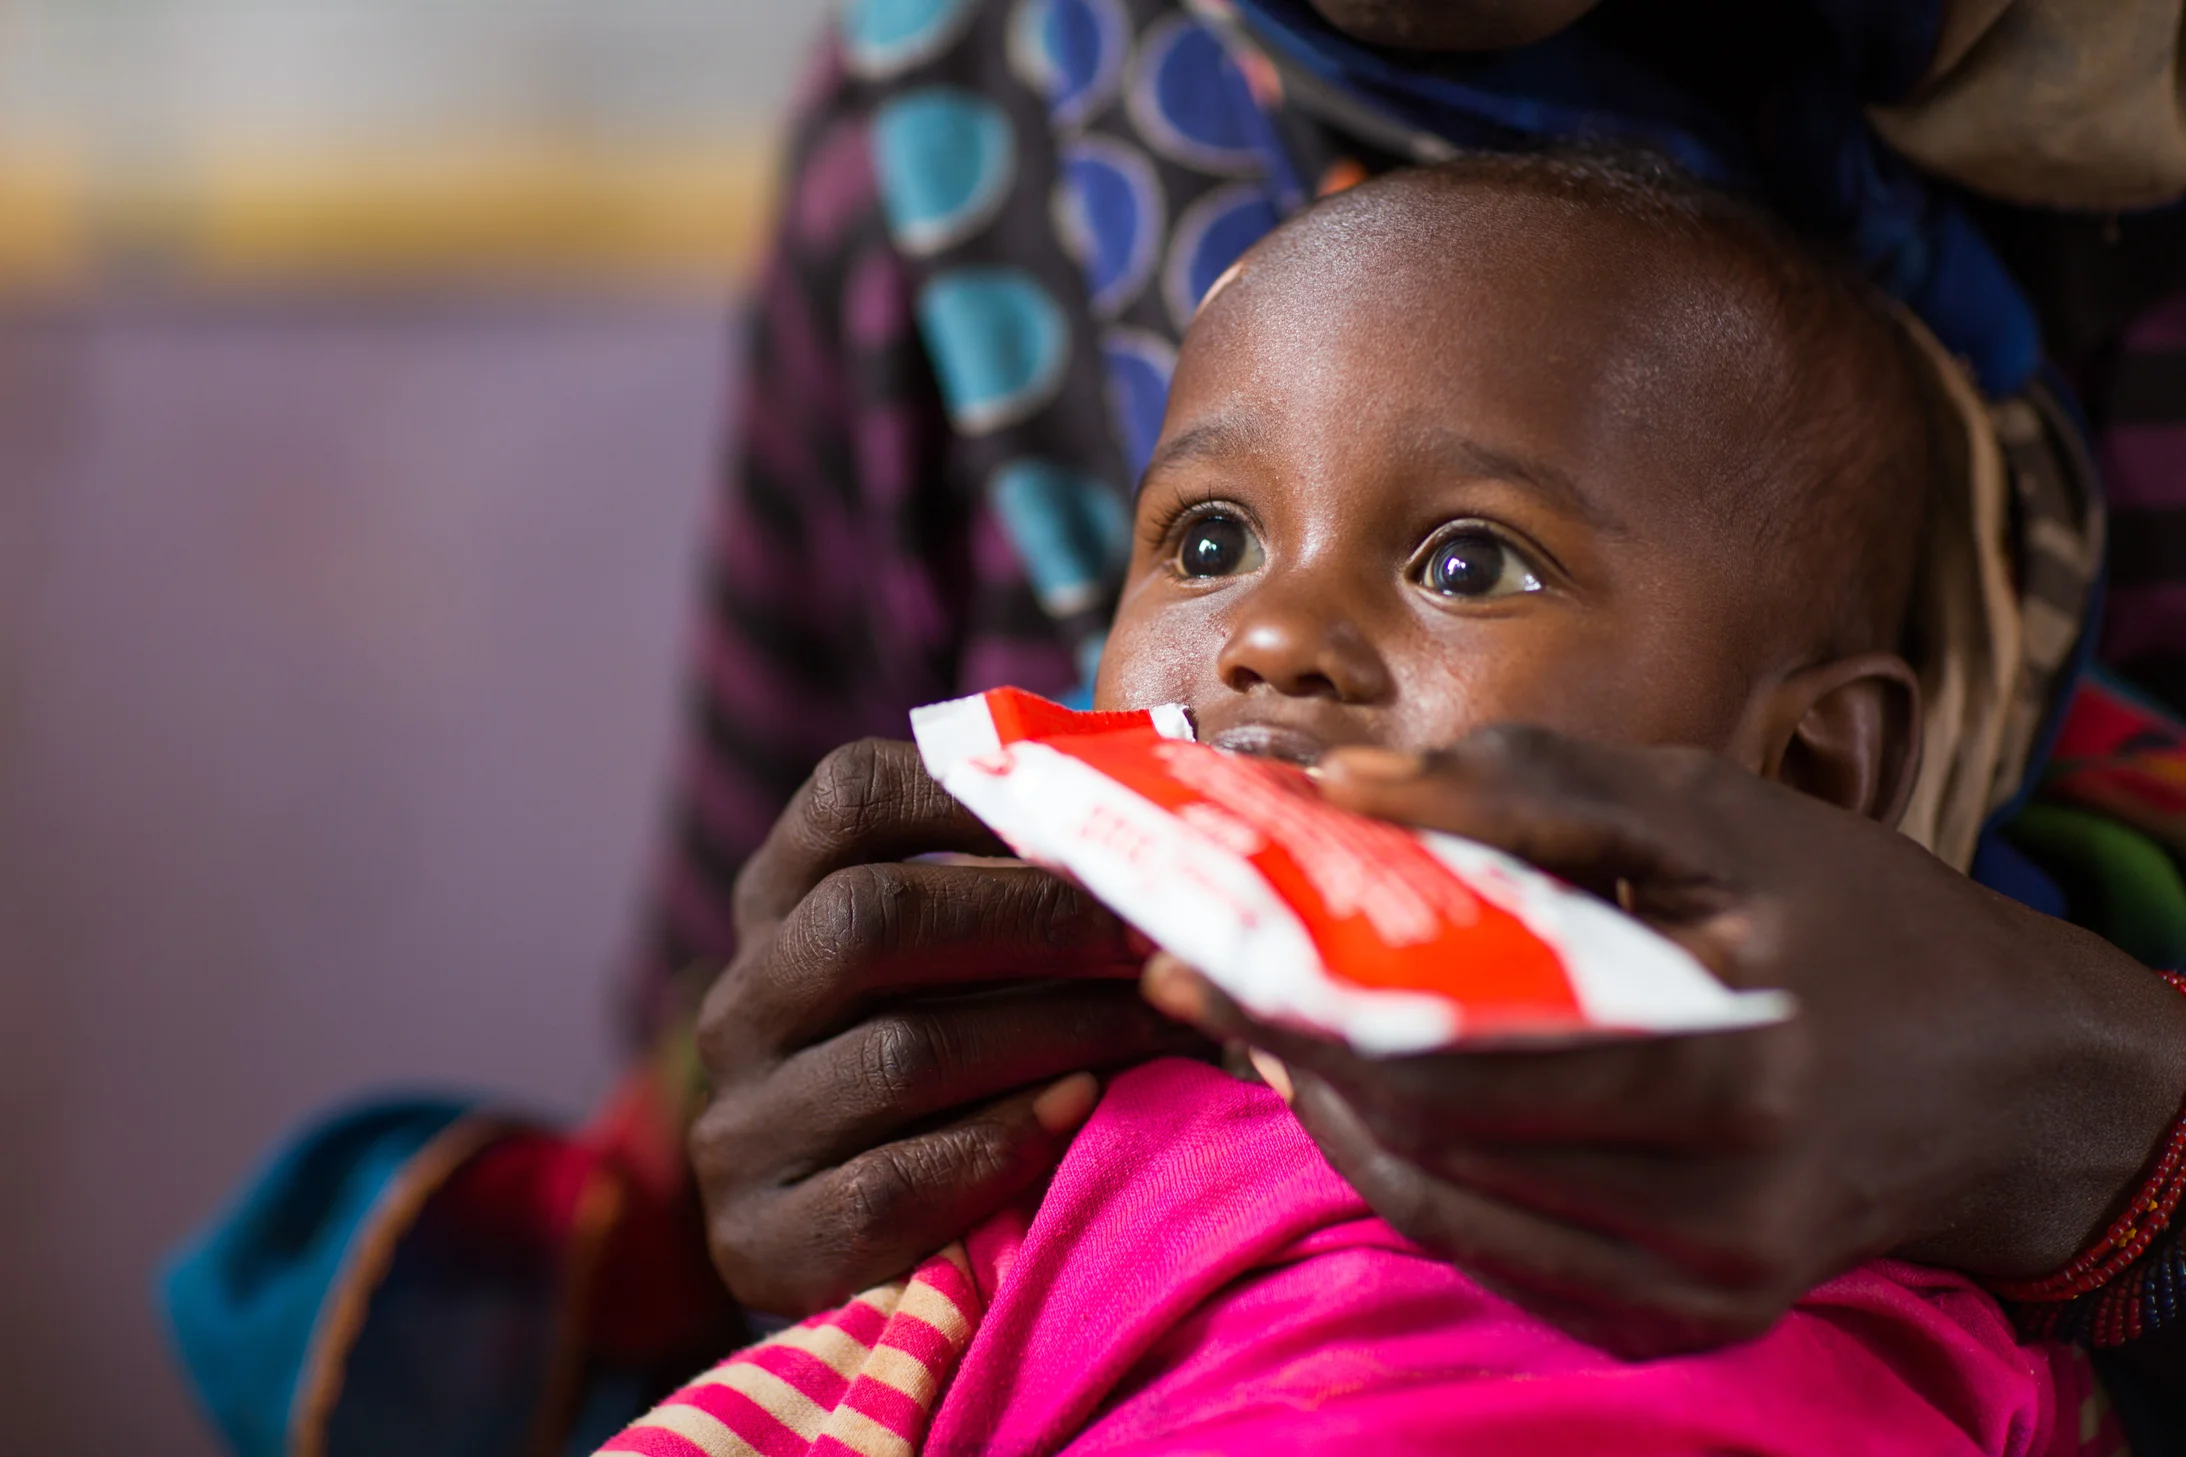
[705,862,1142,1064]
[731,738,1005,935]
[1283,1067,1795,1356]
[716,982,1210,1179]
[1316,727,1760,921]
[1143,955,1804,1152]
[710,1075,1103,1316]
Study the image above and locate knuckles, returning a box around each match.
[855,1010,957,1110]
[831,1127,1010,1272]
[793,861,914,971]
[727,737,921,937]
[707,1094,1047,1316]
[837,1148,922,1256]
[686,1095,744,1187]
[805,738,917,847]
[702,1141,920,1318]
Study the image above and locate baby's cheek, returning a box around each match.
[1094,599,1210,713]
[1396,628,1655,747]
[1390,650,1545,747]
[1448,641,1749,750]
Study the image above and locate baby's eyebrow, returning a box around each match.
[1144,416,1620,534]
[1408,428,1619,533]
[1142,417,1261,480]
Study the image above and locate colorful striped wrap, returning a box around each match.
[600,1247,978,1457]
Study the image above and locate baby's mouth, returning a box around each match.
[1207,722,1327,766]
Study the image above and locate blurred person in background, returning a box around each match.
[163,0,2186,1452]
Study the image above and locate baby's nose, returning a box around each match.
[1215,585,1393,703]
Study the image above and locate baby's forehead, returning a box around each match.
[1182,175,1804,504]
[1210,174,1766,341]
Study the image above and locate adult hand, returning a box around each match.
[691,738,1209,1316]
[1142,726,2186,1357]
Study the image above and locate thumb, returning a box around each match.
[1315,727,1751,932]
[1311,729,1775,969]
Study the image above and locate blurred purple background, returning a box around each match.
[0,290,737,1453]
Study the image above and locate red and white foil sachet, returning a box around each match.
[911,688,1792,1054]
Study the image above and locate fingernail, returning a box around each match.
[1032,1072,1099,1135]
[1324,746,1424,781]
[1141,953,1207,1021]
[1246,1047,1294,1104]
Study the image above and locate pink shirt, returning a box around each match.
[927,1058,2082,1457]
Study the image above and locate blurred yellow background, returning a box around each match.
[0,6,828,1454]
[0,0,823,286]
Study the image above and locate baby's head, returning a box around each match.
[1093,152,1941,826]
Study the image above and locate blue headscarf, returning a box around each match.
[1223,0,2042,395]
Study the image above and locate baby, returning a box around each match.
[1102,154,1928,819]
[600,156,2092,1456]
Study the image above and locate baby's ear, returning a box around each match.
[1759,654,1922,825]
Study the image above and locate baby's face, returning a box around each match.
[1095,195,1809,768]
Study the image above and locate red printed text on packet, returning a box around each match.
[912,688,1791,1054]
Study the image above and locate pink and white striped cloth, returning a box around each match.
[597,1243,980,1457]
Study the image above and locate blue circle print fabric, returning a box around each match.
[1163,182,1281,331]
[1054,136,1164,318]
[841,0,978,78]
[874,88,1018,256]
[988,458,1133,617]
[1127,15,1265,175]
[1100,326,1178,480]
[918,268,1072,435]
[1033,0,1132,127]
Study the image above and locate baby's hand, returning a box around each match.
[1144,726,2186,1357]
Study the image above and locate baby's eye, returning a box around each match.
[1176,514,1264,578]
[1423,531,1543,599]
